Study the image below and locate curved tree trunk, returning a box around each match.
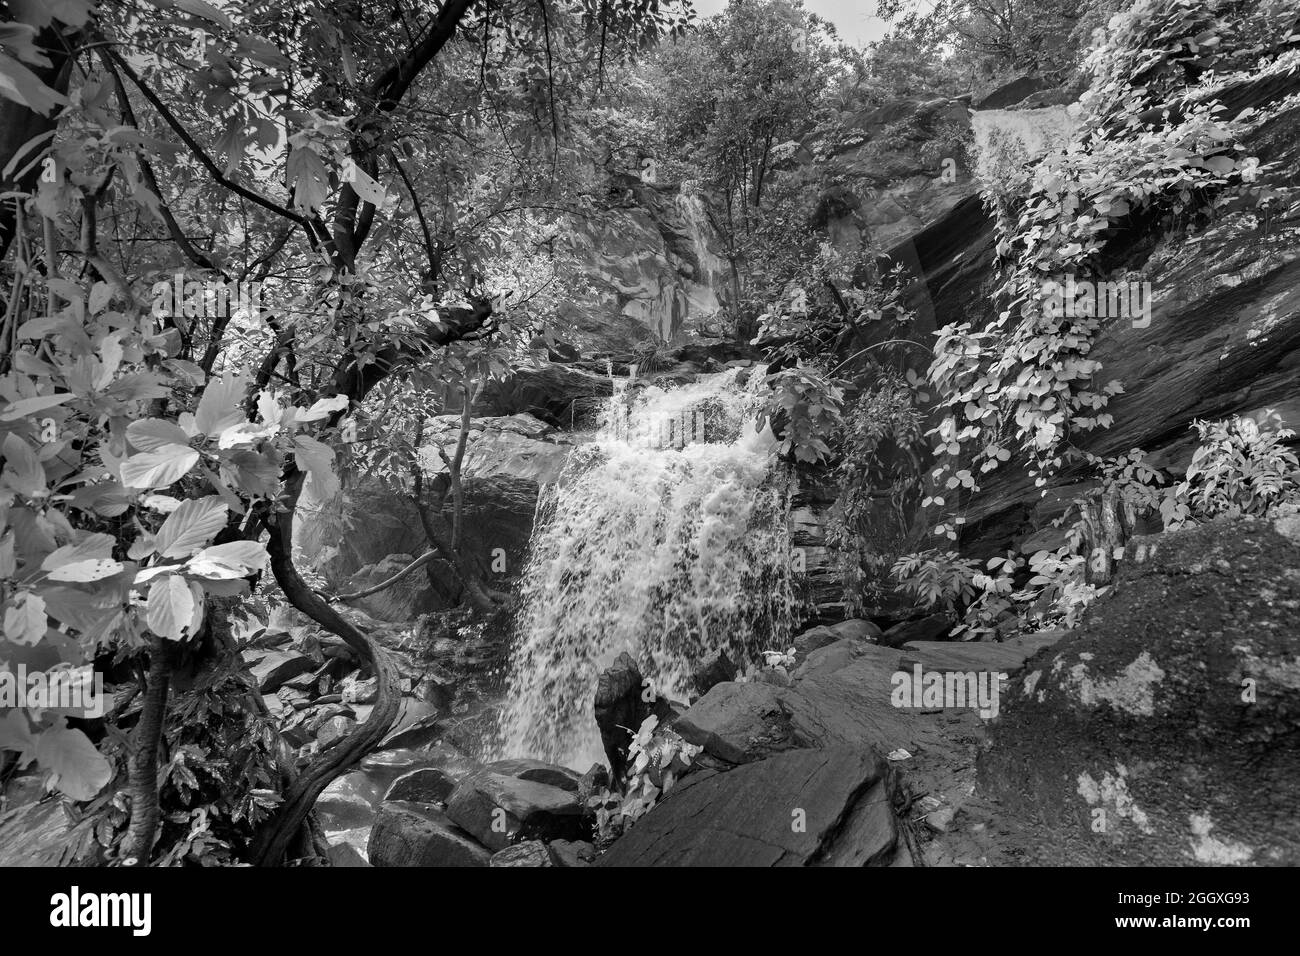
[250,470,401,866]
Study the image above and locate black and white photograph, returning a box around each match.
[0,0,1294,923]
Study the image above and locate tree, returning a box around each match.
[0,0,691,865]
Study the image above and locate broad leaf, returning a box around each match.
[146,573,195,640]
[127,418,192,452]
[120,444,200,489]
[35,721,112,802]
[154,496,228,558]
[194,370,248,437]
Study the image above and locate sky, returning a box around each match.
[689,0,893,47]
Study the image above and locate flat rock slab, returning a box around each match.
[484,758,582,792]
[900,632,1068,675]
[671,638,995,865]
[247,650,315,693]
[596,747,902,867]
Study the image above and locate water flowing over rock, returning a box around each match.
[496,368,801,768]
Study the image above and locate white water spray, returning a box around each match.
[496,367,800,768]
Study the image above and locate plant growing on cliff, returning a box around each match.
[756,365,845,464]
[1169,413,1300,526]
[922,0,1291,542]
[826,371,926,614]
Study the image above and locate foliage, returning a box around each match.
[755,364,844,463]
[826,370,926,613]
[890,549,980,613]
[0,0,694,862]
[923,0,1289,541]
[1177,413,1300,521]
[589,712,701,842]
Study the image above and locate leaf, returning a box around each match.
[293,435,339,500]
[40,532,114,572]
[173,0,235,28]
[296,394,349,423]
[154,496,228,558]
[191,540,268,573]
[346,164,387,207]
[146,573,195,640]
[3,591,46,645]
[46,558,123,582]
[214,119,249,176]
[35,721,112,801]
[120,444,199,489]
[1,432,45,496]
[11,0,96,29]
[0,52,68,115]
[127,418,192,452]
[0,392,73,421]
[287,145,329,214]
[0,711,37,766]
[194,369,248,437]
[216,421,276,449]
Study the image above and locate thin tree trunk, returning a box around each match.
[121,640,172,866]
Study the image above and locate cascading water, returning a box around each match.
[496,367,800,769]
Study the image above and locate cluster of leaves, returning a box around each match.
[1175,413,1300,522]
[588,712,701,842]
[875,0,1104,90]
[924,0,1289,540]
[895,411,1300,637]
[1086,413,1300,532]
[92,659,288,866]
[0,257,315,800]
[755,364,844,464]
[891,542,1097,636]
[826,370,926,614]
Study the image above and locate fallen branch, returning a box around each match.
[335,548,440,601]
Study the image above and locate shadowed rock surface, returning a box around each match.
[596,747,907,867]
[980,516,1300,865]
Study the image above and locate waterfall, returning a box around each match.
[674,184,727,317]
[496,368,800,769]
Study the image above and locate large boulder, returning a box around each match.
[445,772,586,851]
[472,366,614,426]
[979,518,1300,865]
[596,747,908,867]
[315,771,381,832]
[368,802,490,867]
[343,553,437,622]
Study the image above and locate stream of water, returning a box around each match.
[495,367,800,769]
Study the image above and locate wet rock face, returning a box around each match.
[979,518,1300,865]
